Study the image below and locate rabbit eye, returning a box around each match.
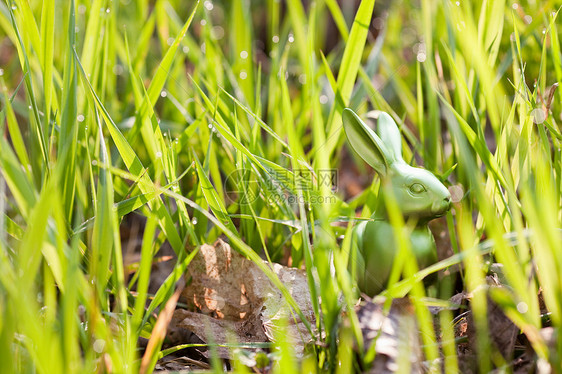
[409,183,426,194]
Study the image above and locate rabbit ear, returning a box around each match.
[375,112,403,162]
[343,108,391,176]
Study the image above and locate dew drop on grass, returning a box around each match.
[288,34,295,43]
[200,19,207,26]
[204,1,213,10]
[531,108,546,124]
[239,70,247,80]
[319,95,328,104]
[516,302,528,313]
[78,4,86,14]
[106,8,110,13]
[92,160,98,166]
[156,151,162,158]
[167,37,175,46]
[161,90,167,98]
[298,74,306,84]
[524,15,532,24]
[192,217,198,225]
[11,4,16,10]
[93,339,105,353]
[416,52,426,62]
[211,26,224,40]
[373,17,384,29]
[182,46,189,53]
[0,69,4,76]
[455,1,460,5]
[240,50,248,59]
[512,3,519,9]
[113,64,124,75]
[448,185,464,203]
[272,35,279,43]
[413,42,425,53]
[77,114,85,122]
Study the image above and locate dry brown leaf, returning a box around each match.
[456,275,520,370]
[173,239,315,357]
[171,308,268,358]
[356,297,424,374]
[258,262,316,351]
[141,282,185,374]
[180,239,256,319]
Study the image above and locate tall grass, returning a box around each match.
[0,0,561,372]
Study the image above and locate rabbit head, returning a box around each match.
[343,108,451,220]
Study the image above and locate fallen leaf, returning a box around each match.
[181,239,254,319]
[467,277,519,360]
[356,297,424,373]
[173,239,315,358]
[456,275,520,370]
[141,281,185,374]
[171,308,268,358]
[258,262,316,352]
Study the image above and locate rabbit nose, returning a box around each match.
[432,197,452,215]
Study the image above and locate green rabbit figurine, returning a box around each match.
[342,108,451,296]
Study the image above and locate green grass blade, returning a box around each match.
[324,0,376,158]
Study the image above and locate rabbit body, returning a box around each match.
[343,108,451,296]
[352,220,437,296]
